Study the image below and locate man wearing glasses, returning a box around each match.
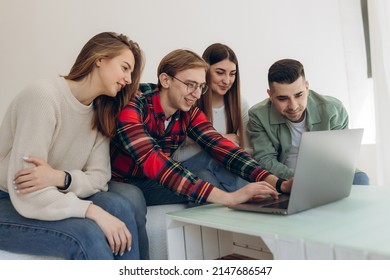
[109,49,291,207]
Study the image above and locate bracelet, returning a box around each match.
[57,171,71,191]
[275,178,286,194]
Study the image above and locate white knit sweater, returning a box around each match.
[0,77,111,220]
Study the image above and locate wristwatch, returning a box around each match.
[57,171,72,191]
[276,178,287,194]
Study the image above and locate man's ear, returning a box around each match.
[159,73,170,88]
[267,89,272,98]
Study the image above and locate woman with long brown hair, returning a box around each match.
[0,32,145,259]
[199,43,249,148]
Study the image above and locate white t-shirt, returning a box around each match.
[212,106,227,134]
[283,114,307,170]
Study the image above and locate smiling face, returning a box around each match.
[96,48,135,97]
[209,59,237,97]
[268,76,309,122]
[160,67,207,117]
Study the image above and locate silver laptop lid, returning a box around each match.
[287,128,363,214]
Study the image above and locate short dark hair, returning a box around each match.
[268,59,305,89]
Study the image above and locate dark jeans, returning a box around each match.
[0,190,139,260]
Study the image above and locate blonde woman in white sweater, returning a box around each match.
[0,32,146,259]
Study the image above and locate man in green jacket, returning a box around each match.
[248,58,369,185]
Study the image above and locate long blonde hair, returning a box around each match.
[64,32,144,138]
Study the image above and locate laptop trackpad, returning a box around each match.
[250,194,290,209]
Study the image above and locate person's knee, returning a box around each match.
[108,181,147,216]
[114,194,138,220]
[193,169,220,187]
[353,171,370,185]
[91,192,138,233]
[127,186,147,217]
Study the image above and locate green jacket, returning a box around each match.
[247,90,349,178]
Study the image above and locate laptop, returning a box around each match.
[229,128,364,215]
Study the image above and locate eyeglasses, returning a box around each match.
[170,76,208,95]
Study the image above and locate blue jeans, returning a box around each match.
[181,151,249,192]
[0,190,139,260]
[130,151,248,206]
[353,171,370,185]
[108,181,149,260]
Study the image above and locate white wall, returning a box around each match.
[0,0,352,119]
[0,0,373,184]
[0,0,376,182]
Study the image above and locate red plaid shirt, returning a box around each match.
[110,84,270,203]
